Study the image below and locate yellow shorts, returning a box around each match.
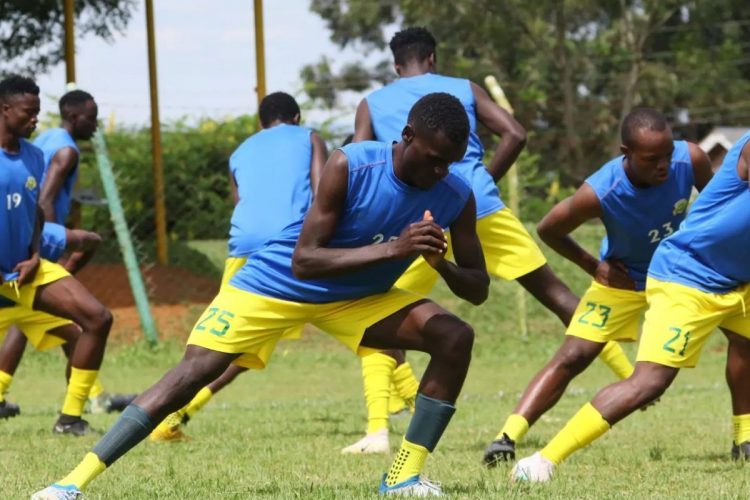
[566,281,647,343]
[220,257,247,290]
[0,259,73,350]
[637,278,750,368]
[395,208,547,295]
[186,285,422,369]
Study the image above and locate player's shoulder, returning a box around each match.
[339,141,388,170]
[585,155,624,198]
[439,171,472,201]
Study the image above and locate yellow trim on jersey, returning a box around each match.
[186,285,421,369]
[394,208,547,295]
[566,281,647,343]
[637,278,750,368]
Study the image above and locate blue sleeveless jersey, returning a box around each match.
[230,141,472,303]
[228,124,313,257]
[586,141,694,291]
[366,73,503,218]
[33,128,79,225]
[650,132,750,293]
[0,140,44,281]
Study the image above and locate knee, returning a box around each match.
[550,348,592,375]
[82,306,113,337]
[629,371,671,402]
[435,321,474,362]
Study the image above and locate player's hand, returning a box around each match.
[420,210,448,268]
[594,259,636,290]
[13,253,40,286]
[389,210,447,261]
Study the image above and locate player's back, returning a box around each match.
[231,141,472,303]
[650,131,750,293]
[366,73,501,218]
[33,127,79,225]
[0,140,44,279]
[585,140,694,290]
[228,124,313,257]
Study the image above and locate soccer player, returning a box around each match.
[0,75,113,435]
[0,89,133,418]
[33,93,489,499]
[347,25,634,456]
[149,91,327,441]
[511,128,750,483]
[486,108,712,463]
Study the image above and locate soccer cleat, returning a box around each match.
[379,474,442,496]
[483,433,516,466]
[0,400,20,419]
[511,452,555,482]
[341,428,390,454]
[149,411,188,442]
[731,441,750,461]
[30,483,83,499]
[88,392,138,414]
[52,416,91,437]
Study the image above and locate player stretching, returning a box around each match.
[513,129,750,481]
[487,108,711,463]
[0,90,132,420]
[0,75,113,436]
[149,91,327,441]
[348,26,634,456]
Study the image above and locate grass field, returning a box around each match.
[3,226,749,499]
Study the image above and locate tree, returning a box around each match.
[303,0,750,185]
[0,0,135,75]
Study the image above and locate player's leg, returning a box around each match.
[358,299,474,494]
[722,328,750,460]
[150,364,249,442]
[0,326,27,418]
[33,275,113,433]
[33,346,236,498]
[61,229,102,275]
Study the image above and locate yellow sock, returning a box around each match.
[59,452,106,490]
[388,384,407,414]
[385,438,429,486]
[62,368,99,417]
[541,403,611,465]
[392,362,419,410]
[497,413,529,442]
[0,370,12,403]
[184,386,213,419]
[733,414,750,444]
[598,342,634,380]
[362,353,397,434]
[89,378,105,399]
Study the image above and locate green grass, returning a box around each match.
[4,225,750,498]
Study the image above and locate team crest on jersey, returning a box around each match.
[672,198,688,216]
[25,176,37,191]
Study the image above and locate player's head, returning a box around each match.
[390,27,437,75]
[620,107,674,187]
[400,92,469,189]
[259,92,300,128]
[0,75,40,139]
[60,89,98,140]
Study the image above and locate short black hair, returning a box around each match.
[390,27,436,66]
[408,92,469,146]
[259,92,300,128]
[0,75,39,103]
[59,89,94,116]
[621,107,668,148]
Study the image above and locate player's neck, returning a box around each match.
[0,126,21,154]
[622,158,649,188]
[391,141,412,185]
[61,121,76,138]
[398,62,433,78]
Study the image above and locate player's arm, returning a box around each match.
[433,194,490,305]
[740,140,750,185]
[309,131,328,196]
[688,142,713,192]
[292,151,446,279]
[38,147,78,222]
[352,99,375,142]
[471,82,527,182]
[62,228,102,274]
[15,206,43,285]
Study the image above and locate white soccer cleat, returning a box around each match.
[379,474,442,496]
[511,452,554,483]
[341,428,390,454]
[31,484,83,499]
